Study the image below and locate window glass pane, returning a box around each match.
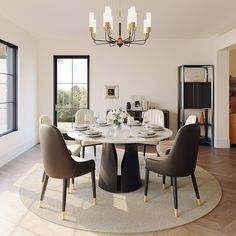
[0,103,14,134]
[72,84,88,109]
[0,43,14,74]
[73,59,88,84]
[57,84,72,108]
[57,59,72,83]
[0,74,14,103]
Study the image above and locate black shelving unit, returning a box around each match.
[178,65,214,145]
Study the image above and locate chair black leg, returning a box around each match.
[143,144,147,157]
[191,173,201,206]
[39,175,49,208]
[71,178,75,190]
[144,168,149,202]
[93,145,96,157]
[41,171,46,185]
[91,170,96,205]
[61,179,68,220]
[170,177,173,192]
[162,175,166,190]
[82,146,85,158]
[67,178,70,192]
[173,177,178,217]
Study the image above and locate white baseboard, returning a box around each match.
[214,138,230,148]
[0,139,37,168]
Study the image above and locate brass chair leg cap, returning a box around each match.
[174,209,179,217]
[93,198,96,205]
[144,196,148,203]
[197,198,201,206]
[61,211,65,220]
[39,201,43,208]
[162,184,165,190]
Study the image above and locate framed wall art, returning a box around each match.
[105,85,119,98]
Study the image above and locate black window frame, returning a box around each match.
[53,55,90,130]
[0,39,18,137]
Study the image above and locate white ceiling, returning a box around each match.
[1,0,236,39]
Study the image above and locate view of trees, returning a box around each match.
[57,85,87,122]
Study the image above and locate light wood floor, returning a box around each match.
[0,145,235,236]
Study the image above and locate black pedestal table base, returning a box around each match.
[98,143,141,193]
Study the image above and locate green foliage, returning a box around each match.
[57,85,88,122]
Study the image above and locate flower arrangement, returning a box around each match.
[107,108,127,127]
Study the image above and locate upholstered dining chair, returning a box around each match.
[39,124,96,220]
[142,109,165,156]
[144,123,201,217]
[39,115,81,156]
[75,109,101,158]
[39,115,81,189]
[157,115,198,156]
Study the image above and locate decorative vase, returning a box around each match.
[199,112,205,124]
[114,120,122,127]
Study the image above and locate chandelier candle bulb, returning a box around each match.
[144,19,147,33]
[89,12,94,27]
[146,12,151,27]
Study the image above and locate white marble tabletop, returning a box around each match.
[67,124,173,144]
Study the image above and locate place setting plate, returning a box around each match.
[74,124,89,131]
[83,129,103,137]
[150,124,164,131]
[138,130,158,138]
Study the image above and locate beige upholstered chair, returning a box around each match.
[39,124,96,220]
[157,115,197,156]
[75,109,101,158]
[142,109,165,156]
[39,115,81,157]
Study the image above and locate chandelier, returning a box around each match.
[88,4,151,48]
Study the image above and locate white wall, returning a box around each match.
[230,49,236,76]
[38,38,209,136]
[207,28,236,148]
[0,15,38,167]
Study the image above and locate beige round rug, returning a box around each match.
[19,150,222,233]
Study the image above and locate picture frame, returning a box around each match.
[105,85,119,98]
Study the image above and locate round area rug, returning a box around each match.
[19,150,222,234]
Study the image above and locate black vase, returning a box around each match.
[126,102,131,110]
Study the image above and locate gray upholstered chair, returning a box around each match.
[39,115,81,189]
[75,109,101,158]
[157,115,198,156]
[142,109,165,156]
[39,124,96,220]
[39,115,81,156]
[144,123,201,217]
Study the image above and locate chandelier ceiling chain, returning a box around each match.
[88,0,151,48]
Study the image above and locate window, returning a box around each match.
[54,56,89,134]
[0,39,17,137]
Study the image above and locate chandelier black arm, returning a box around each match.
[127,41,147,45]
[105,31,117,44]
[124,43,131,47]
[123,30,136,43]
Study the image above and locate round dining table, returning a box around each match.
[68,124,172,193]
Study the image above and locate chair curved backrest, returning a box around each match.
[39,115,52,126]
[39,124,77,179]
[185,115,197,125]
[75,109,95,125]
[164,124,200,177]
[144,109,164,127]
